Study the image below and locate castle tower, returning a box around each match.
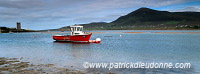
[0,27,1,33]
[17,22,21,30]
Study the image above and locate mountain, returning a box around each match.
[113,8,177,24]
[47,22,110,31]
[113,7,200,23]
[109,7,200,29]
[54,7,200,31]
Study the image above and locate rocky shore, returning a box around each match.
[0,57,86,74]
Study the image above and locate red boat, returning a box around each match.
[53,26,92,42]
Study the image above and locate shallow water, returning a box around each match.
[0,30,200,73]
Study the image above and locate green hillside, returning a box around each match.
[55,7,200,31]
[109,7,200,30]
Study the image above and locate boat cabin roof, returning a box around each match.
[70,26,83,28]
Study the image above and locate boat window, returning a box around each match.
[75,27,77,31]
[77,27,79,31]
[77,27,83,31]
[71,27,83,31]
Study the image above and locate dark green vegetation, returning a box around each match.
[48,7,200,31]
[0,27,36,33]
[109,7,200,30]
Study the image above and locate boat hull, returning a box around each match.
[53,34,92,42]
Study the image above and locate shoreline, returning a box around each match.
[1,29,200,34]
[38,29,200,32]
[0,57,196,74]
[84,29,200,31]
[38,31,200,34]
[0,57,86,74]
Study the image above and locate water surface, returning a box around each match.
[0,30,200,73]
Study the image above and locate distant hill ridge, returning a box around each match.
[55,7,200,30]
[112,7,200,24]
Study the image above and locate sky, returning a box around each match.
[0,0,200,30]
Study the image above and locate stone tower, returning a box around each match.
[0,27,1,33]
[17,22,21,30]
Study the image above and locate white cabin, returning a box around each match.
[70,26,84,35]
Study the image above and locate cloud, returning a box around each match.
[0,0,199,30]
[170,6,200,12]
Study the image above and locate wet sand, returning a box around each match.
[0,57,118,74]
[124,32,145,33]
[0,57,86,74]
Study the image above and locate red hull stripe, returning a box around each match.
[53,34,92,42]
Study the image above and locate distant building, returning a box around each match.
[17,22,21,30]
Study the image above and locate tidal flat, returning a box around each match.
[0,57,86,74]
